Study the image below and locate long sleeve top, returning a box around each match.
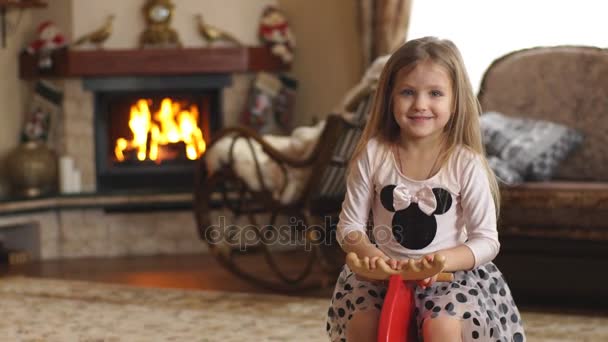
[336,138,500,268]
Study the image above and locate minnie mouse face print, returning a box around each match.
[380,184,452,249]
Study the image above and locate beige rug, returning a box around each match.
[0,277,606,341]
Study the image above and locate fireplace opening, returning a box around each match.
[96,90,220,192]
[110,95,209,165]
[86,75,231,193]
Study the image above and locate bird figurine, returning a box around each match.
[72,14,115,48]
[195,14,242,46]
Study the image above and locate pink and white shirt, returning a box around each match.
[337,138,500,268]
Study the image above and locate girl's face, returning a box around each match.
[391,60,454,144]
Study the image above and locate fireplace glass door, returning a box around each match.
[95,90,220,192]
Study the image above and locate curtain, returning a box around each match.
[359,0,413,65]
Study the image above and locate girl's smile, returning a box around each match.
[407,114,434,122]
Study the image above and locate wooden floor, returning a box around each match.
[0,252,334,298]
[2,252,607,315]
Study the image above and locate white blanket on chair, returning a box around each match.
[206,55,389,205]
[205,120,326,204]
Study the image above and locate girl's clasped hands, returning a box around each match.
[356,255,438,288]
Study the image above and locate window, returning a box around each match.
[408,0,606,92]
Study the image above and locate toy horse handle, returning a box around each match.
[345,252,454,342]
[345,252,454,282]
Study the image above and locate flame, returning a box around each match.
[114,98,206,163]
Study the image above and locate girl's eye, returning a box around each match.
[431,90,443,97]
[401,89,414,96]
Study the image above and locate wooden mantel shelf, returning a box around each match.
[19,46,288,79]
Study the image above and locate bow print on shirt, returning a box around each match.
[380,184,452,250]
[393,184,437,215]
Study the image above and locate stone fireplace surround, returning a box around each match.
[0,73,251,260]
[1,48,281,260]
[0,193,201,260]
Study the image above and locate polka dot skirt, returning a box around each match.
[326,262,525,341]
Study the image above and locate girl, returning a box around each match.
[326,37,526,342]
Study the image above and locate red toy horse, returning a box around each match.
[346,252,453,342]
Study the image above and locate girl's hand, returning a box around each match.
[354,257,408,283]
[354,256,383,282]
[366,256,384,270]
[371,257,408,271]
[354,256,399,283]
[416,255,439,288]
[386,258,408,270]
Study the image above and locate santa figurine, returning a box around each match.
[26,21,68,69]
[258,6,295,64]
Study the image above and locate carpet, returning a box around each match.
[0,277,606,341]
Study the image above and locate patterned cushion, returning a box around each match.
[487,156,524,185]
[527,134,584,181]
[480,112,584,181]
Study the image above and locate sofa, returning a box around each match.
[477,46,608,304]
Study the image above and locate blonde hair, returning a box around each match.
[351,36,500,215]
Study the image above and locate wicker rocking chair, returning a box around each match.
[193,100,370,292]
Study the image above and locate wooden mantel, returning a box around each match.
[19,46,288,79]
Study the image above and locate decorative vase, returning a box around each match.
[6,141,58,198]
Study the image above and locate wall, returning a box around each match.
[0,0,362,196]
[277,0,363,126]
[0,9,35,196]
[70,0,272,48]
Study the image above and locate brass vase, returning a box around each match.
[6,141,58,198]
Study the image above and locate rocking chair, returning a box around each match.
[193,99,371,292]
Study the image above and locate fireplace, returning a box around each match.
[84,75,231,192]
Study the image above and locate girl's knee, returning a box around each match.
[422,316,462,342]
[347,310,381,342]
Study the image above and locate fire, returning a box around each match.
[114,98,206,163]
